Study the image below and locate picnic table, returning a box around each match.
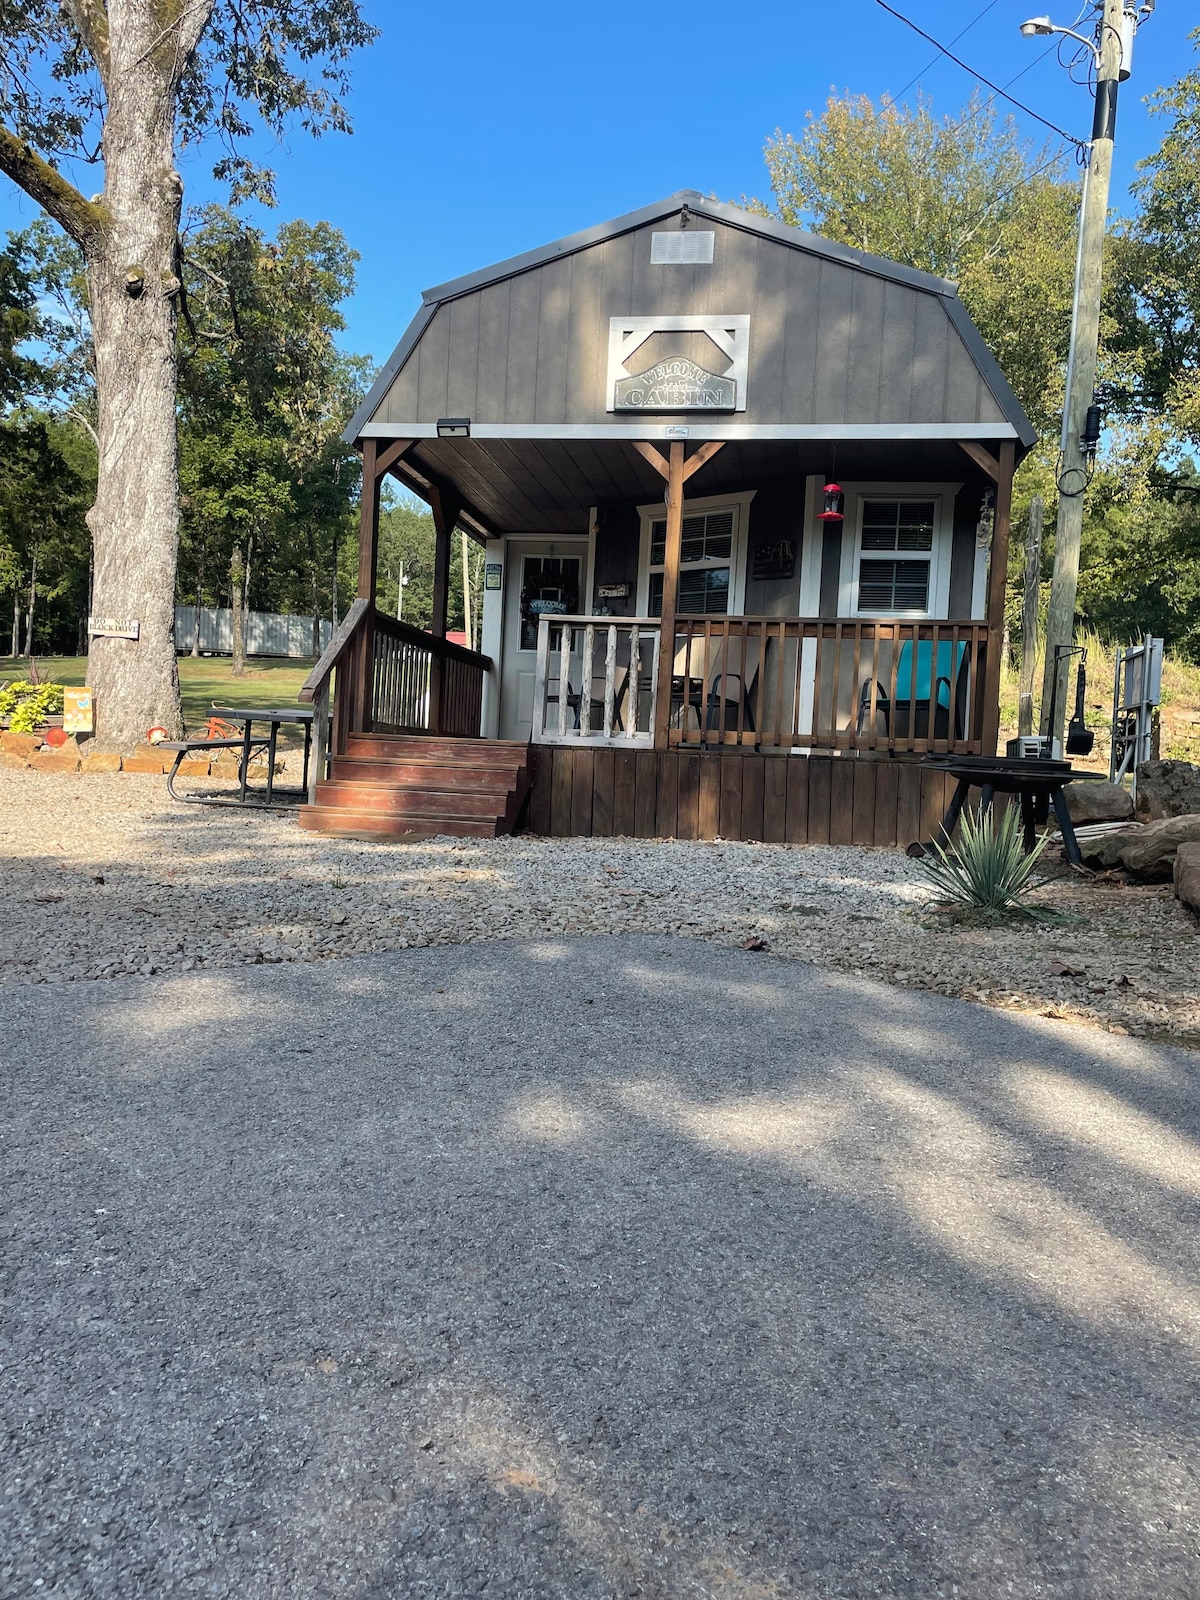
[161,706,315,809]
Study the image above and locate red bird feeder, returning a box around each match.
[817,482,844,522]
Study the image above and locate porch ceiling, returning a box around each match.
[393,437,994,537]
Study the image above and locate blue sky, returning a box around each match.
[1,1,1192,367]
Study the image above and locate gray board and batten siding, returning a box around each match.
[347,192,1035,449]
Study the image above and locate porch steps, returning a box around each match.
[298,734,532,840]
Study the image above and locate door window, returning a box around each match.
[519,556,580,650]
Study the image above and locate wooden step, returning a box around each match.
[297,806,502,840]
[347,734,528,766]
[330,756,524,790]
[314,780,513,821]
[299,736,532,840]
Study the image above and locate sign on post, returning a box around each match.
[88,617,140,640]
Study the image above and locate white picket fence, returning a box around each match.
[174,606,332,659]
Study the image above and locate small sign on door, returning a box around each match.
[484,563,503,591]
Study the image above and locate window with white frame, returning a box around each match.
[855,497,938,614]
[647,508,735,616]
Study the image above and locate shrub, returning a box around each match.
[917,802,1050,917]
[0,680,65,733]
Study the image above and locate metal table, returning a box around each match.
[166,707,314,808]
[919,755,1109,868]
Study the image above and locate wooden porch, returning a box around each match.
[525,745,960,848]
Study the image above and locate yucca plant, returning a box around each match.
[917,802,1050,918]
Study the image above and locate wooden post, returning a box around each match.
[1018,494,1044,738]
[429,485,460,736]
[653,441,686,750]
[980,440,1017,756]
[357,438,381,601]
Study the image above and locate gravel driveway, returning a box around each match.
[4,936,1200,1598]
[1,770,1197,1041]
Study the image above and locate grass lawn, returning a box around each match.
[0,655,319,733]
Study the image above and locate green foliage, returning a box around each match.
[758,92,1079,432]
[0,237,39,405]
[0,678,63,731]
[1,1,379,209]
[0,412,93,651]
[917,804,1051,919]
[175,207,367,620]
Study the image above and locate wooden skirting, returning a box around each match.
[523,746,959,849]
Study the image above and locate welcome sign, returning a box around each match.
[607,315,750,413]
[614,357,736,411]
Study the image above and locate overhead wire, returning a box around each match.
[874,1,1088,147]
[891,0,1005,104]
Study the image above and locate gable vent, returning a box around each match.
[651,231,715,265]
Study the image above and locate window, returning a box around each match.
[647,510,734,617]
[856,499,936,614]
[519,555,580,650]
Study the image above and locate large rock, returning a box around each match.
[1065,781,1133,824]
[1136,760,1200,821]
[1079,828,1141,870]
[0,730,40,757]
[1118,814,1200,882]
[1176,841,1200,916]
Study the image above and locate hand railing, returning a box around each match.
[529,614,988,755]
[298,602,494,799]
[532,617,662,747]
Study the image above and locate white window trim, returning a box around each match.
[836,482,961,619]
[635,489,756,617]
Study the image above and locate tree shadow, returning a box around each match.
[2,935,1199,1597]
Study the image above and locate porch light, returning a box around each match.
[818,482,844,522]
[436,417,471,438]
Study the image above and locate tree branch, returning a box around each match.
[0,125,109,247]
[60,0,111,85]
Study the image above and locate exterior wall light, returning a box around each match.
[818,482,844,523]
[436,418,471,438]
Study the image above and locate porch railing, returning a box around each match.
[531,614,989,756]
[298,602,492,797]
[532,617,662,748]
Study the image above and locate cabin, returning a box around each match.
[298,191,1035,845]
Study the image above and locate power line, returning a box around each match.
[892,0,1004,105]
[875,1,1088,147]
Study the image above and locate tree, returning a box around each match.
[0,413,92,655]
[1106,29,1200,446]
[0,238,38,405]
[176,208,367,660]
[0,1,376,746]
[757,92,1080,433]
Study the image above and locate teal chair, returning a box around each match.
[857,639,969,741]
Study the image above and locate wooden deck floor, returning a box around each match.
[523,747,957,848]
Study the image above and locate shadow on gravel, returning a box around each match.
[2,935,1199,1599]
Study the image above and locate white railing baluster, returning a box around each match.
[628,625,641,738]
[580,622,595,736]
[603,625,617,739]
[557,621,571,738]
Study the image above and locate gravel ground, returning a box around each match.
[1,770,1197,1042]
[4,936,1200,1599]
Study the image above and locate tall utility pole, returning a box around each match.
[1038,0,1130,745]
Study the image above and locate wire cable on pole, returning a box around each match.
[891,0,1005,104]
[874,1,1088,147]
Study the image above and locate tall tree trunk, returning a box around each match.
[22,545,37,657]
[82,18,186,749]
[230,543,246,678]
[11,584,20,659]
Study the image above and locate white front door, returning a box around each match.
[499,541,587,742]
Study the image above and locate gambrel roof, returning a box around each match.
[346,191,1036,451]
